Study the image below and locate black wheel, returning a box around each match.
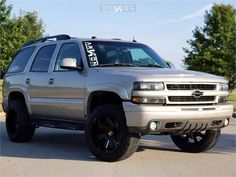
[85,104,140,162]
[6,100,35,142]
[171,130,220,153]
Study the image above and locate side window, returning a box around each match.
[54,43,81,71]
[30,45,56,72]
[7,46,36,73]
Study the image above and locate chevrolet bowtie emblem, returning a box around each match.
[192,90,203,98]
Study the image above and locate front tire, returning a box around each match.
[6,100,35,142]
[171,130,220,153]
[85,104,140,162]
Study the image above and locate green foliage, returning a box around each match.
[183,4,236,89]
[0,0,44,77]
[0,0,12,24]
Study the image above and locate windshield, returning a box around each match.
[83,41,168,68]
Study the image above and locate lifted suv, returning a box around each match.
[2,34,233,162]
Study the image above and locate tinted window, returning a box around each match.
[83,41,168,68]
[54,43,81,71]
[7,47,36,73]
[31,45,56,72]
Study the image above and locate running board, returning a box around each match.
[31,117,86,131]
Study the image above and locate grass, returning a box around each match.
[228,89,236,112]
[0,79,2,112]
[228,89,236,101]
[0,79,235,112]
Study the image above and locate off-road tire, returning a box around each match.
[171,129,220,153]
[6,100,35,142]
[85,104,140,162]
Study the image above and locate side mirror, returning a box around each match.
[165,61,175,69]
[60,58,83,71]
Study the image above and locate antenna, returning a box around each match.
[132,36,137,42]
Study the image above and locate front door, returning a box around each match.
[42,42,86,121]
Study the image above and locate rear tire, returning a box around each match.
[85,104,140,162]
[6,100,35,142]
[171,130,220,153]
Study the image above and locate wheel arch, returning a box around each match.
[7,90,31,114]
[86,84,130,116]
[87,91,125,116]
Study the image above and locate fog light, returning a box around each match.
[156,121,160,129]
[150,122,157,131]
[224,118,229,126]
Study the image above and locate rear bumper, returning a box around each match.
[123,102,233,134]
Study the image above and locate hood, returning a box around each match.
[96,67,227,83]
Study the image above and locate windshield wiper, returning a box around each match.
[99,63,135,67]
[136,64,164,68]
[98,63,164,68]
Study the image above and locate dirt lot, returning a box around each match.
[0,115,235,177]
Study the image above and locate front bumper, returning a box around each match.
[123,102,233,134]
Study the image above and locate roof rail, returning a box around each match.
[23,34,71,47]
[112,38,122,40]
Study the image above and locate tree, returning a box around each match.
[0,0,44,77]
[0,0,12,76]
[0,0,12,24]
[183,4,236,89]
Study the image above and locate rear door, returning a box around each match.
[27,44,57,117]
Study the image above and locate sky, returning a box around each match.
[7,0,236,69]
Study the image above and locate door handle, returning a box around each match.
[48,78,54,85]
[25,78,30,85]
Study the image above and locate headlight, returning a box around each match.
[133,82,164,91]
[132,82,165,104]
[218,96,227,103]
[219,83,228,91]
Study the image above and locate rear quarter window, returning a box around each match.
[7,46,36,73]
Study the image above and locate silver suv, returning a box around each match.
[2,34,233,162]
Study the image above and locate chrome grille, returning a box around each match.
[167,84,216,90]
[168,96,215,102]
